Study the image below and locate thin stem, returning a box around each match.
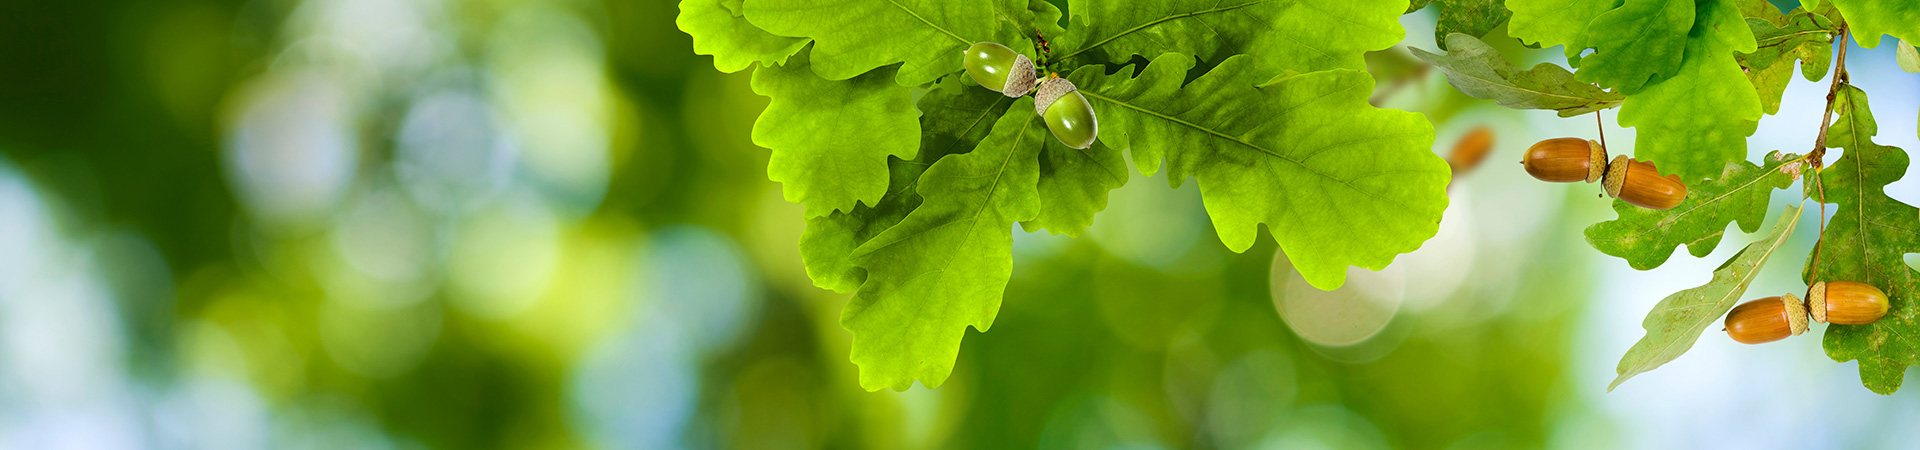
[1596,111,1607,150]
[1810,24,1850,168]
[1811,172,1828,282]
[1807,21,1848,286]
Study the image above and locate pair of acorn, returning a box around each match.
[1521,138,1688,209]
[1726,281,1891,344]
[963,42,1098,149]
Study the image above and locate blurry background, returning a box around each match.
[0,0,1917,448]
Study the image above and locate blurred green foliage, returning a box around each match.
[0,0,1622,448]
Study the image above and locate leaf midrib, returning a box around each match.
[1590,157,1799,245]
[853,116,1037,289]
[1445,61,1625,106]
[885,0,972,45]
[1754,29,1829,49]
[1057,0,1277,61]
[1080,87,1423,210]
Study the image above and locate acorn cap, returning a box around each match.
[1585,140,1607,183]
[1035,77,1076,115]
[1808,281,1828,323]
[1603,155,1630,198]
[1783,293,1808,336]
[1003,54,1037,97]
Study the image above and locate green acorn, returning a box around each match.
[964,42,1037,97]
[1034,77,1097,149]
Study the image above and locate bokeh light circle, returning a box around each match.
[1270,254,1405,348]
[222,71,359,231]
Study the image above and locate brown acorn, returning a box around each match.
[1521,137,1606,183]
[1602,156,1688,209]
[1725,294,1808,345]
[1808,281,1890,325]
[1449,126,1495,176]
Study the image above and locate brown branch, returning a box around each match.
[1810,24,1850,168]
[1807,21,1848,286]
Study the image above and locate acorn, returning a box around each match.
[1449,126,1494,176]
[1807,281,1890,325]
[1602,155,1687,209]
[1034,77,1097,149]
[1521,137,1606,183]
[963,42,1037,97]
[1725,294,1809,344]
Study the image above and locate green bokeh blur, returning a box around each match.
[5,0,1918,449]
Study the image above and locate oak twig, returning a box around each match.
[1808,21,1848,286]
[1810,24,1850,168]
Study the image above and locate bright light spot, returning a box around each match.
[487,7,611,213]
[1397,194,1476,311]
[571,321,698,450]
[284,0,446,78]
[325,185,437,308]
[0,165,56,295]
[1271,257,1404,348]
[641,225,759,354]
[0,164,146,449]
[223,71,359,230]
[153,376,270,450]
[447,192,560,320]
[396,85,516,214]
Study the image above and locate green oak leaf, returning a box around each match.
[1740,6,1832,70]
[1828,0,1920,49]
[799,78,1011,292]
[676,0,809,72]
[1506,0,1622,57]
[1019,0,1067,43]
[1071,54,1447,289]
[843,101,1046,391]
[1698,0,1760,53]
[1573,0,1696,93]
[1432,0,1514,50]
[1610,205,1804,391]
[743,0,1025,85]
[1410,33,1624,117]
[1617,1,1763,182]
[1733,0,1779,17]
[751,49,919,218]
[1898,40,1920,73]
[1807,85,1920,394]
[1738,8,1836,114]
[800,162,930,293]
[1058,0,1405,79]
[1408,0,1437,14]
[1023,139,1127,237]
[1586,153,1800,270]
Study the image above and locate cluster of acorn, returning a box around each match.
[963,42,1098,149]
[1520,138,1688,209]
[1521,138,1893,344]
[1726,281,1890,344]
